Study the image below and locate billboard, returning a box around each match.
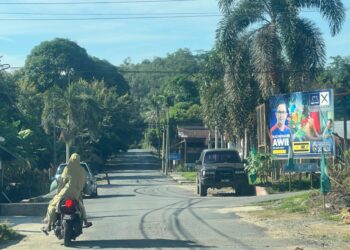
[269,89,334,159]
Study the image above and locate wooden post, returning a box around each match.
[310,172,313,189]
[184,139,187,168]
[0,159,2,191]
[289,172,292,192]
[106,172,110,185]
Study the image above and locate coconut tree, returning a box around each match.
[217,0,345,97]
[42,79,101,162]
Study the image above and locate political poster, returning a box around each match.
[269,89,334,159]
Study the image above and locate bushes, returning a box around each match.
[328,150,350,207]
[245,149,273,184]
[0,223,21,243]
[2,161,50,202]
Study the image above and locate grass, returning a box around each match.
[270,192,311,213]
[177,172,196,181]
[321,213,343,221]
[254,190,344,223]
[0,223,21,243]
[342,235,350,242]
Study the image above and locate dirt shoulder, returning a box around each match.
[234,206,350,250]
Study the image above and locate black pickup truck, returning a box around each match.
[195,149,253,196]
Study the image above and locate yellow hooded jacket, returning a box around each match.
[45,153,86,224]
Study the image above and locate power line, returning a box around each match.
[0,8,349,16]
[0,14,220,21]
[0,11,219,16]
[0,0,196,5]
[0,8,349,20]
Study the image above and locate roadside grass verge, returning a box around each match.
[177,172,196,181]
[0,223,22,243]
[260,191,311,213]
[254,190,344,222]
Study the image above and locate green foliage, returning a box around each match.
[144,128,160,149]
[24,38,93,91]
[121,48,202,102]
[329,150,350,194]
[246,149,273,184]
[317,56,350,90]
[217,0,346,97]
[177,171,197,181]
[24,38,128,95]
[169,102,201,122]
[270,191,311,213]
[267,176,318,193]
[121,48,205,153]
[0,223,21,243]
[2,162,50,202]
[162,76,199,104]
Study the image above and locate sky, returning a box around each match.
[1,0,350,69]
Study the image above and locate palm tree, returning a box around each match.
[42,80,101,162]
[217,0,345,98]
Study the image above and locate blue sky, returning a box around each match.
[1,0,350,69]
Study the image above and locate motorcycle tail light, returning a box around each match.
[65,199,74,208]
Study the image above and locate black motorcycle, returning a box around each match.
[53,198,83,246]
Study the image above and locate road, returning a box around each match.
[5,150,307,249]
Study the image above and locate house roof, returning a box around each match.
[177,126,214,139]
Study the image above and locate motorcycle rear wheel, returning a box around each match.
[63,221,72,246]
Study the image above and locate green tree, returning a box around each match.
[120,48,203,104]
[317,55,350,89]
[162,76,199,104]
[197,50,227,133]
[217,0,345,97]
[24,38,128,95]
[42,80,102,162]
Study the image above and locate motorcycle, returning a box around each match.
[53,198,83,246]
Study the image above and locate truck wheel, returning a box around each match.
[199,183,207,197]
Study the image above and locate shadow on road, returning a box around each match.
[212,192,236,197]
[89,215,131,220]
[70,239,212,248]
[86,194,136,199]
[106,175,164,180]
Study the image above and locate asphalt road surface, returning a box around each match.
[5,150,305,250]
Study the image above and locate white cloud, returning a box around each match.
[0,36,14,42]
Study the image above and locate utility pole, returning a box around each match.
[215,126,218,149]
[208,132,211,149]
[66,113,70,162]
[165,110,169,175]
[53,107,57,168]
[61,68,74,163]
[162,126,165,173]
[184,139,187,168]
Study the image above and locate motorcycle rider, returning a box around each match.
[41,153,92,235]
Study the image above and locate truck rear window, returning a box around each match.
[204,151,241,164]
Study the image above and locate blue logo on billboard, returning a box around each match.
[309,93,320,105]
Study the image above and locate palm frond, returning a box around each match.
[284,18,326,91]
[217,0,266,61]
[252,23,283,97]
[296,0,345,36]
